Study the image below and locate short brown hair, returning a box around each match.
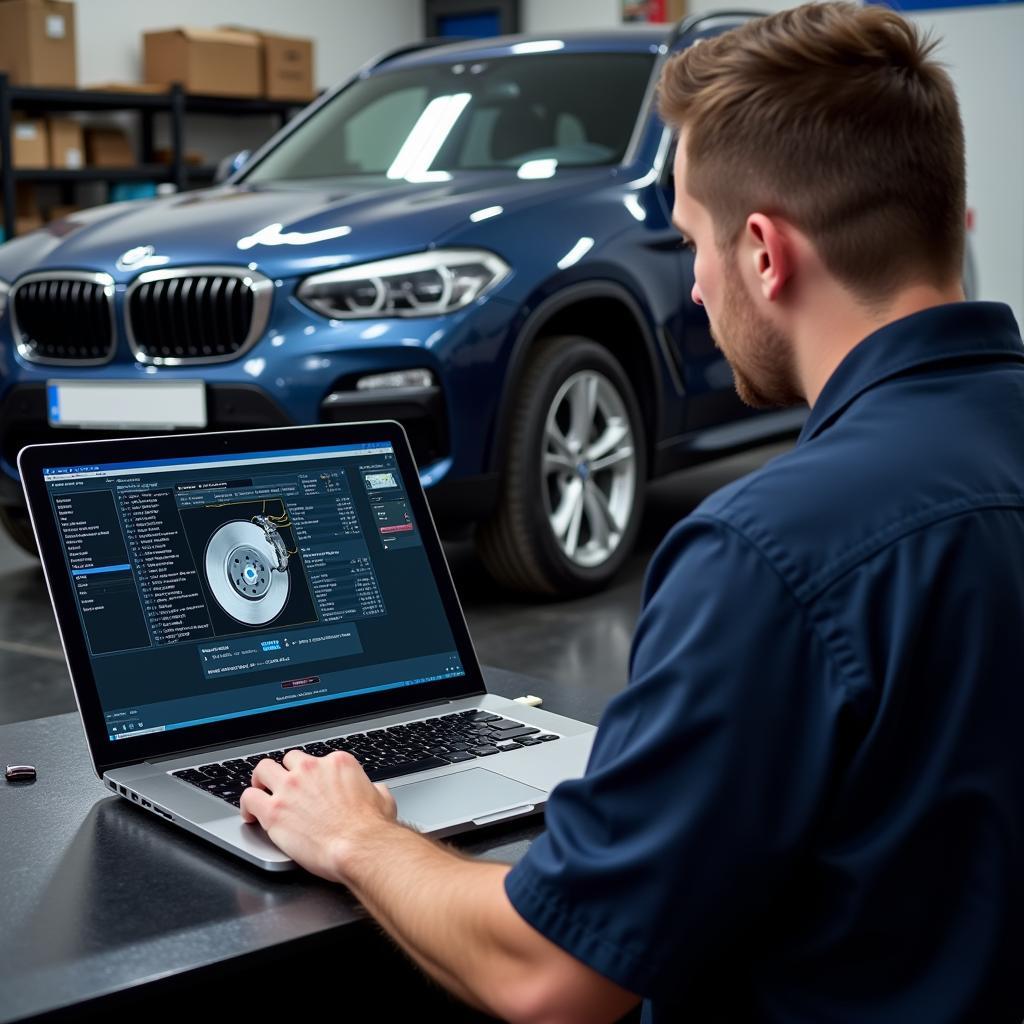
[657,2,965,300]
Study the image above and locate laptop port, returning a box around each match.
[142,800,151,808]
[119,785,127,795]
[131,792,138,801]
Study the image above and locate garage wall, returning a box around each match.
[69,0,422,167]
[74,0,420,90]
[522,0,621,31]
[903,6,1024,326]
[63,1,1022,324]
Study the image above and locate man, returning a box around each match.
[239,4,1024,1020]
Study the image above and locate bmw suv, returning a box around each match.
[0,13,807,594]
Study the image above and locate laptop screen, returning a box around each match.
[40,440,466,741]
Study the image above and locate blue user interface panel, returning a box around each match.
[42,442,465,740]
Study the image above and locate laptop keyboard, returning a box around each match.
[169,709,561,808]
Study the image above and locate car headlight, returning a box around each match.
[0,280,9,321]
[296,249,510,320]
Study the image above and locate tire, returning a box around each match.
[476,334,647,596]
[0,505,40,558]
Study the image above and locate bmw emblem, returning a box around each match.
[116,244,156,271]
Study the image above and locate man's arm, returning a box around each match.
[240,751,640,1024]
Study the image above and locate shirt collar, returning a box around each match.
[798,301,1024,445]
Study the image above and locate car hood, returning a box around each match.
[0,169,615,282]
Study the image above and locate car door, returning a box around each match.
[656,141,755,432]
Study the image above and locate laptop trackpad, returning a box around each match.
[390,768,545,831]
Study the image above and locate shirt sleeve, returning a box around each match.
[503,514,855,1002]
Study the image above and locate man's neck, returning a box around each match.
[796,281,966,408]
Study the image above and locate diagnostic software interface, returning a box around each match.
[41,441,466,740]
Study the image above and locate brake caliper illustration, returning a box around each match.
[204,503,294,626]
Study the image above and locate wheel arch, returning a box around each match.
[488,282,665,479]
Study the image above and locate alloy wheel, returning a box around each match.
[541,370,637,568]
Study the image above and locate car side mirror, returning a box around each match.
[215,150,251,184]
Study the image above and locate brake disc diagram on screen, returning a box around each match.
[203,501,294,626]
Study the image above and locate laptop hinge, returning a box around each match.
[146,697,458,765]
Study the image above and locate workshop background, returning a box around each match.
[0,0,1020,727]
[65,0,1024,324]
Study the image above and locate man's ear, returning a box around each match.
[745,213,791,302]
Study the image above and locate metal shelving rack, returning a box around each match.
[0,74,303,239]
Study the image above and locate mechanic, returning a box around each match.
[238,4,1024,1021]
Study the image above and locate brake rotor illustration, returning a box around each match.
[204,515,291,626]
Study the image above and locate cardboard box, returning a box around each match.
[152,146,204,166]
[86,81,168,95]
[48,116,84,169]
[47,202,79,222]
[222,27,314,101]
[11,116,48,168]
[143,27,261,98]
[3,183,44,235]
[0,0,77,87]
[14,211,44,234]
[84,126,134,167]
[13,182,37,212]
[260,32,314,101]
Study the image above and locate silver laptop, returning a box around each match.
[19,421,596,871]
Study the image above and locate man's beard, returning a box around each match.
[710,257,802,409]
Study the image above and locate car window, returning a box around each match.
[244,52,655,183]
[343,86,431,173]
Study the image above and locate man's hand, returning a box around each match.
[239,749,399,883]
[239,749,640,1022]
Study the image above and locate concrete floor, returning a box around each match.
[0,442,790,726]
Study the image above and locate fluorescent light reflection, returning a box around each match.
[237,222,352,250]
[470,205,503,223]
[623,194,646,221]
[511,40,564,54]
[517,158,558,180]
[387,93,471,182]
[403,170,452,183]
[557,237,594,270]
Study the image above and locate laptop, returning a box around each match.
[18,421,596,872]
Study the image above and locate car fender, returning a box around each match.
[486,279,667,478]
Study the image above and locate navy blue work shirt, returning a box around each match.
[504,301,1024,1022]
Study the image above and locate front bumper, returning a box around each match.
[0,279,517,517]
[0,379,449,502]
[0,378,496,524]
[0,383,291,498]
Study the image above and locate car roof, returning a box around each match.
[377,28,671,71]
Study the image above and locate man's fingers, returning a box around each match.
[239,785,272,824]
[374,781,398,816]
[283,748,313,771]
[330,749,361,770]
[251,756,289,793]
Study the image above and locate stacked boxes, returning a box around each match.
[0,0,77,87]
[145,26,315,100]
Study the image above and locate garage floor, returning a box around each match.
[0,442,790,727]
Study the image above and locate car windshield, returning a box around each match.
[243,52,655,184]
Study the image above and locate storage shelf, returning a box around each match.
[183,94,308,116]
[12,165,175,183]
[7,83,306,116]
[185,164,219,183]
[1,75,310,239]
[7,85,174,113]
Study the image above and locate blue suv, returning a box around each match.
[0,13,806,594]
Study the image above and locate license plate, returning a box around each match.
[47,380,207,430]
